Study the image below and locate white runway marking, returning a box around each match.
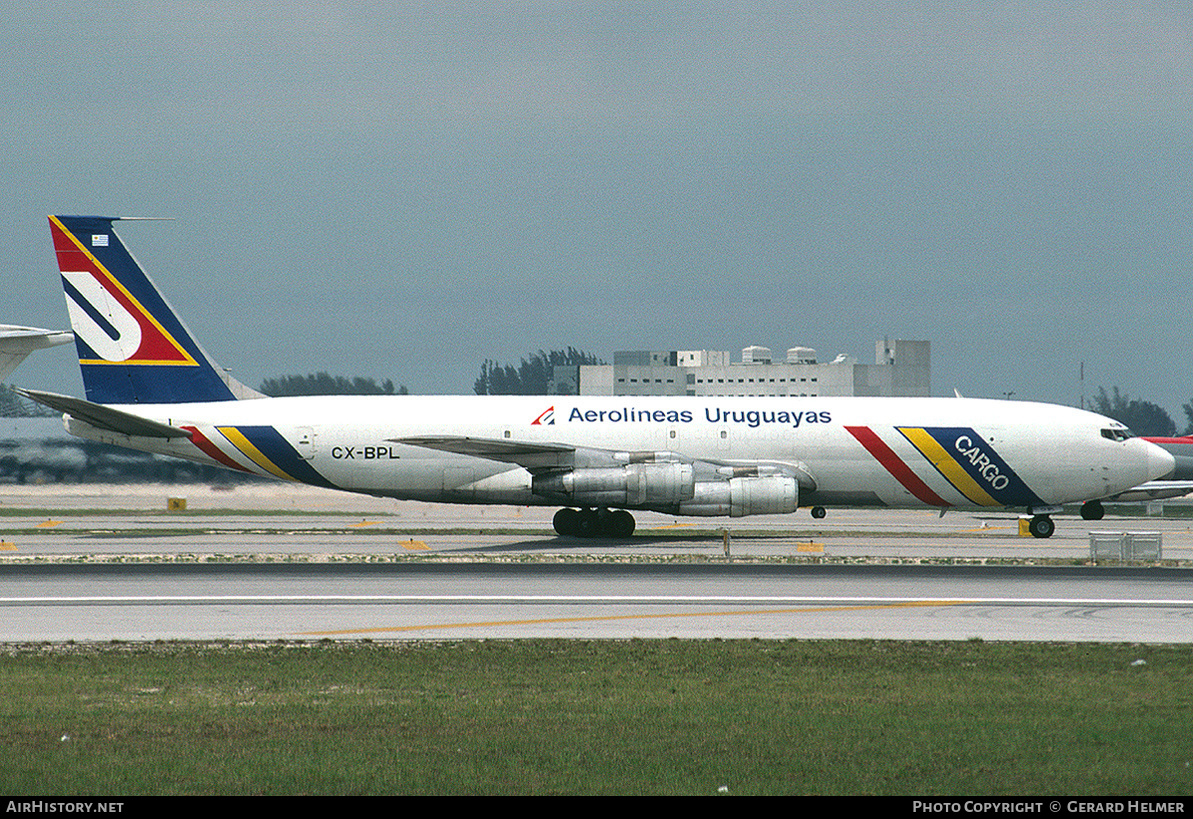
[5,594,1193,607]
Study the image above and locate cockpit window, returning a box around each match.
[1101,428,1135,442]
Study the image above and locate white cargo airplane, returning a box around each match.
[14,215,1176,539]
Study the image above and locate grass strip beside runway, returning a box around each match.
[3,639,1191,795]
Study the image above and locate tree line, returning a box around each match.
[0,385,56,417]
[474,348,603,395]
[1089,387,1192,438]
[258,373,407,397]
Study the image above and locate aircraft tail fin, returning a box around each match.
[49,215,262,404]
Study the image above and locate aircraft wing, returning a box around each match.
[394,436,577,473]
[395,435,818,488]
[11,387,192,439]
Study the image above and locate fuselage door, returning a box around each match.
[295,427,316,461]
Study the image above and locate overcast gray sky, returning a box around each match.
[4,2,1192,418]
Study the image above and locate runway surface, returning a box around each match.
[3,484,1192,642]
[3,562,1193,642]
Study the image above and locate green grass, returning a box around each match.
[3,639,1192,795]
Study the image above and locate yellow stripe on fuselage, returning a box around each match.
[898,427,999,506]
[217,427,294,481]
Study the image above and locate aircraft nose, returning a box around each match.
[1145,440,1176,481]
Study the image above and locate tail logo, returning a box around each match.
[52,218,197,367]
[62,271,144,362]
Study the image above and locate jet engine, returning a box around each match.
[532,459,800,517]
[532,462,695,507]
[677,474,799,517]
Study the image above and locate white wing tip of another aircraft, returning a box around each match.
[0,325,74,346]
[1107,481,1193,502]
[0,325,75,383]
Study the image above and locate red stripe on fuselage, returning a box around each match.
[182,425,252,472]
[845,425,951,508]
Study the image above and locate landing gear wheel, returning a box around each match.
[575,508,600,538]
[811,506,827,519]
[608,509,636,538]
[554,507,637,538]
[1028,515,1055,539]
[1081,501,1105,521]
[553,507,580,537]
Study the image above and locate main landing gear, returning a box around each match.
[553,507,636,538]
[1080,500,1105,521]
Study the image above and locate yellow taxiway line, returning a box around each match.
[299,599,966,636]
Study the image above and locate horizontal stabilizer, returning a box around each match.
[11,387,191,439]
[394,436,575,473]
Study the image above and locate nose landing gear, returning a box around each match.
[1027,514,1055,538]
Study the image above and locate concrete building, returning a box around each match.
[554,339,930,398]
